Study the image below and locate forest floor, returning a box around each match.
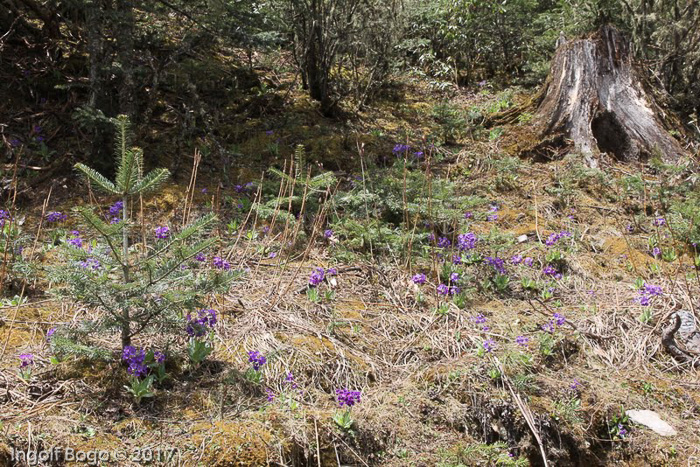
[1,70,700,466]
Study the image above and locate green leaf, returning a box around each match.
[131,168,171,195]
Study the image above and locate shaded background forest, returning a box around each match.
[1,0,699,181]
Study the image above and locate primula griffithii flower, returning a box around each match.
[19,353,34,369]
[473,314,487,324]
[437,284,449,295]
[195,252,206,262]
[266,388,275,402]
[324,229,333,238]
[155,226,170,239]
[122,346,148,378]
[46,211,67,223]
[553,313,566,326]
[523,257,534,267]
[483,339,496,352]
[392,144,410,155]
[515,335,529,346]
[336,388,361,408]
[248,350,267,371]
[212,256,231,270]
[457,233,477,251]
[449,272,460,283]
[653,218,665,227]
[47,328,56,340]
[78,257,100,270]
[510,255,523,265]
[412,273,426,284]
[67,231,83,248]
[186,308,217,337]
[309,267,325,286]
[545,231,571,247]
[485,257,506,274]
[543,265,557,277]
[437,237,451,248]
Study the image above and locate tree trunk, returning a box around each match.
[511,25,685,167]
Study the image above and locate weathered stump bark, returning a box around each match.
[508,26,685,166]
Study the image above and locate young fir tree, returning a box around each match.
[51,115,234,354]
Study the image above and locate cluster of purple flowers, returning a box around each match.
[195,252,206,262]
[284,371,299,389]
[309,267,325,286]
[67,231,83,248]
[457,233,477,251]
[234,182,255,194]
[651,246,661,258]
[78,257,101,270]
[515,335,529,346]
[437,283,460,295]
[19,353,34,369]
[542,312,566,333]
[155,226,170,239]
[636,283,662,306]
[46,211,67,223]
[108,201,123,223]
[0,210,10,227]
[186,308,217,337]
[487,205,499,222]
[248,350,267,371]
[510,255,523,265]
[212,256,231,270]
[122,346,148,378]
[412,273,426,284]
[392,144,411,156]
[336,388,361,408]
[542,265,561,279]
[545,230,571,247]
[437,237,451,248]
[652,218,666,227]
[523,257,534,267]
[483,338,496,352]
[485,256,507,275]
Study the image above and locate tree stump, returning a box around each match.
[507,25,685,167]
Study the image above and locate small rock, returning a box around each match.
[625,410,677,436]
[517,234,528,243]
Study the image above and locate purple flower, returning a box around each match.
[487,214,499,222]
[542,265,558,277]
[651,247,661,258]
[155,226,170,239]
[412,273,427,284]
[33,125,42,134]
[154,351,166,364]
[47,328,56,340]
[510,255,523,265]
[109,201,124,217]
[437,283,449,295]
[67,231,83,248]
[485,256,507,274]
[324,229,334,238]
[457,233,477,251]
[545,231,571,247]
[553,313,566,326]
[450,286,461,295]
[437,237,451,248]
[541,321,555,333]
[452,255,463,265]
[515,335,529,346]
[268,252,277,258]
[643,284,662,296]
[570,378,581,391]
[327,267,338,276]
[19,353,34,369]
[122,346,148,378]
[309,267,325,286]
[472,314,487,324]
[523,257,534,267]
[10,138,21,148]
[46,211,67,223]
[78,257,101,270]
[618,424,628,437]
[186,308,217,337]
[336,388,361,408]
[392,144,411,155]
[413,151,424,159]
[195,252,206,262]
[212,256,231,270]
[483,339,496,352]
[653,218,666,227]
[464,212,473,219]
[266,388,275,402]
[248,350,267,371]
[266,130,274,136]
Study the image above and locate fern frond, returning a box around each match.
[74,163,118,194]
